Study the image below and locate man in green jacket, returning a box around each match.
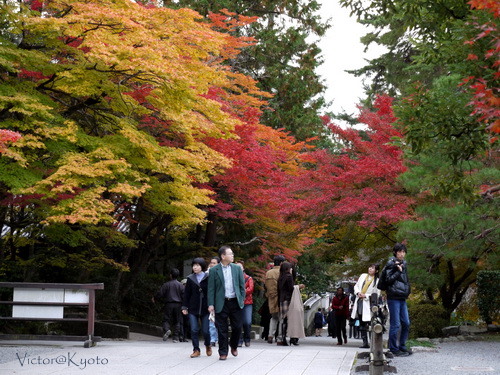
[207,245,245,360]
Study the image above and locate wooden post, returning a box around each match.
[85,288,96,347]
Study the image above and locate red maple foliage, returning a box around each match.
[463,0,500,136]
[18,69,50,82]
[468,0,500,17]
[291,95,413,229]
[200,84,316,259]
[0,129,22,153]
[24,0,43,12]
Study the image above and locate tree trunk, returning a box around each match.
[117,214,172,304]
[203,213,218,247]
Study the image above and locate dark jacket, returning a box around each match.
[155,279,184,305]
[278,273,294,303]
[182,272,209,316]
[314,311,324,328]
[384,258,411,300]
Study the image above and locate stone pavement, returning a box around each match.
[0,334,358,375]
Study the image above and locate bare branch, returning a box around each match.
[227,237,263,246]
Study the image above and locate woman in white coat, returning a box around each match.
[351,264,380,348]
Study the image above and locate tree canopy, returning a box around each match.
[0,0,497,324]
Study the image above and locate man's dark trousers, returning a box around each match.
[215,298,243,356]
[163,302,182,339]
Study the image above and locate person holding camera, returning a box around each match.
[378,243,411,357]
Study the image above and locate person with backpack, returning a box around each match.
[236,260,254,347]
[377,243,412,357]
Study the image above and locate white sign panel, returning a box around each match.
[12,288,64,319]
[64,289,89,303]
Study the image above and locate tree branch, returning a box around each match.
[227,237,263,246]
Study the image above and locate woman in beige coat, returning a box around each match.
[287,284,305,345]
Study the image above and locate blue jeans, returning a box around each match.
[188,313,210,352]
[387,299,410,352]
[239,304,253,344]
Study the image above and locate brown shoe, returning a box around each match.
[190,350,201,358]
[267,336,273,344]
[219,355,227,360]
[206,345,212,356]
[231,348,238,357]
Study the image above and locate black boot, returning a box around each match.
[359,326,369,348]
[280,319,289,346]
[354,325,360,339]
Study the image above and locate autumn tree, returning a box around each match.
[340,0,498,191]
[165,0,331,144]
[0,0,269,299]
[339,0,499,318]
[189,79,323,264]
[290,96,414,278]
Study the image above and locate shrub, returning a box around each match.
[121,273,164,325]
[452,286,480,325]
[408,301,449,339]
[477,270,500,325]
[96,273,164,325]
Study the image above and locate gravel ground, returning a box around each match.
[352,339,500,375]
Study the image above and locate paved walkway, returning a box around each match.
[0,334,358,375]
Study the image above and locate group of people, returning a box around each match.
[314,286,357,347]
[154,246,255,360]
[340,243,411,356]
[154,242,412,360]
[264,255,306,346]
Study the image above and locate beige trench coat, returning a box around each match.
[287,285,305,339]
[265,266,280,314]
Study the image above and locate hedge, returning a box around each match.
[477,270,500,325]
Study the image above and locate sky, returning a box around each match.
[316,1,385,117]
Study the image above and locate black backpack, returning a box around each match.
[377,266,389,291]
